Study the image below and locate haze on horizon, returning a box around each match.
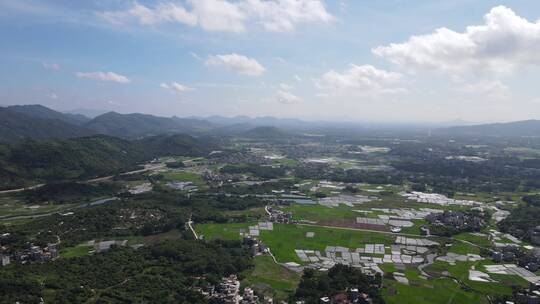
[1,0,540,124]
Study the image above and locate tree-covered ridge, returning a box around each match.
[0,107,94,142]
[84,111,214,138]
[7,104,91,126]
[0,134,212,190]
[0,240,252,304]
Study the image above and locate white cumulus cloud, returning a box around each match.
[205,53,265,76]
[75,71,130,83]
[100,0,333,33]
[100,2,197,26]
[276,89,302,104]
[372,6,540,74]
[189,0,246,33]
[241,0,334,32]
[316,64,403,95]
[160,82,193,92]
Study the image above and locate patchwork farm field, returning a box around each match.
[382,257,528,304]
[281,202,429,235]
[196,222,394,263]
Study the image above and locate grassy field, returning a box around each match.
[60,245,93,258]
[196,222,254,241]
[418,260,528,302]
[242,256,300,302]
[195,220,523,303]
[223,207,267,220]
[358,194,472,212]
[282,202,429,236]
[382,259,523,304]
[454,232,492,248]
[383,275,485,304]
[196,222,395,263]
[161,171,203,183]
[59,230,184,259]
[274,158,299,166]
[260,224,394,263]
[0,195,76,219]
[449,241,481,255]
[282,204,359,222]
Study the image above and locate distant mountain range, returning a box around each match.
[435,120,540,137]
[0,105,301,142]
[0,105,214,142]
[2,104,540,141]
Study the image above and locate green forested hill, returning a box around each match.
[0,134,211,190]
[0,107,94,142]
[7,104,91,126]
[84,111,213,138]
[0,240,252,303]
[0,105,215,142]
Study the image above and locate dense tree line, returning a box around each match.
[293,264,384,304]
[498,195,540,240]
[1,190,268,252]
[0,240,252,303]
[20,181,121,204]
[219,179,297,195]
[1,201,189,249]
[131,191,267,223]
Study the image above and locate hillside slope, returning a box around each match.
[85,112,213,138]
[7,104,91,125]
[0,134,212,190]
[0,107,94,142]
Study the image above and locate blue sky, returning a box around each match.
[1,0,540,122]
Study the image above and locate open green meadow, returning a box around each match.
[196,222,255,240]
[242,256,300,301]
[60,245,93,258]
[282,204,359,222]
[448,241,481,255]
[59,230,185,259]
[282,202,429,236]
[161,170,203,183]
[453,232,492,248]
